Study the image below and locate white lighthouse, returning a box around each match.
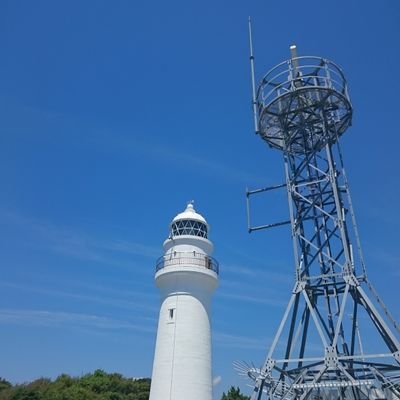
[149,202,219,400]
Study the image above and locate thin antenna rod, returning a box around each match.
[248,17,258,134]
[290,44,299,72]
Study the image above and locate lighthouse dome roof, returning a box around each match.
[172,202,207,224]
[170,202,208,238]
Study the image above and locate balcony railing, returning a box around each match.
[155,251,219,275]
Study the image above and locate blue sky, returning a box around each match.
[0,1,399,398]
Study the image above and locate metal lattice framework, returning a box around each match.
[243,21,400,400]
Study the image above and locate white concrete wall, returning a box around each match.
[163,235,213,256]
[149,268,217,400]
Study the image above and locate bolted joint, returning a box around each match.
[260,358,275,378]
[293,280,306,294]
[328,171,335,183]
[394,351,400,363]
[324,346,339,369]
[343,268,359,287]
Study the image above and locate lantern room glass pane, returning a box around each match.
[171,219,208,238]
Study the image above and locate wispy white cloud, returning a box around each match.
[0,100,266,186]
[362,205,400,228]
[0,309,155,334]
[218,291,286,308]
[223,263,259,277]
[0,282,158,314]
[213,332,269,350]
[213,261,292,309]
[212,375,222,386]
[217,263,292,307]
[57,279,154,299]
[223,263,292,282]
[101,240,160,258]
[91,130,266,186]
[214,330,323,361]
[367,249,400,275]
[1,208,159,266]
[168,151,262,185]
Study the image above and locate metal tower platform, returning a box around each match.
[241,21,400,400]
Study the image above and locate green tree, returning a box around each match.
[0,379,12,392]
[0,372,151,400]
[221,386,250,400]
[8,387,42,400]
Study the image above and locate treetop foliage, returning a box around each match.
[0,372,249,400]
[221,386,251,400]
[0,370,150,400]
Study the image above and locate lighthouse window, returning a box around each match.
[169,308,175,320]
[171,219,208,238]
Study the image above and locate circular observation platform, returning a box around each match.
[256,56,352,154]
[155,251,219,275]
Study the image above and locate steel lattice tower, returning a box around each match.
[241,20,400,400]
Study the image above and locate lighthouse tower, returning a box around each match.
[149,202,219,400]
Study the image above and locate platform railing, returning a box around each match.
[155,251,219,275]
[255,55,353,154]
[257,56,350,110]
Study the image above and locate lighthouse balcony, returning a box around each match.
[155,251,219,275]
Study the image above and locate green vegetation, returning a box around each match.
[0,372,250,400]
[221,386,251,400]
[0,370,150,400]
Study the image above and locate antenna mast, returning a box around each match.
[248,17,258,134]
[243,38,400,400]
